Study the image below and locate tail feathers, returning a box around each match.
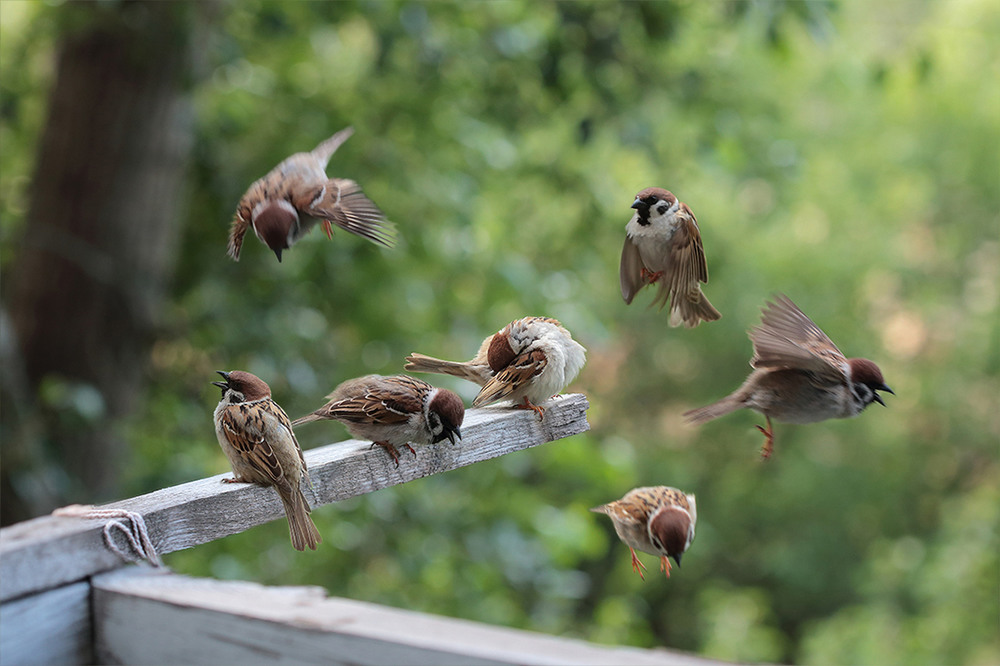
[311,127,354,166]
[404,353,492,387]
[684,395,743,425]
[291,412,325,428]
[282,489,322,552]
[669,289,722,328]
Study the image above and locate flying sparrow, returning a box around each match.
[591,486,697,581]
[212,370,322,551]
[292,374,464,467]
[227,126,395,262]
[404,316,587,419]
[684,294,894,459]
[620,187,721,327]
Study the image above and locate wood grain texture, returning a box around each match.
[92,568,714,666]
[0,581,91,665]
[0,394,589,603]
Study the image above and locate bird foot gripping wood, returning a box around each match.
[372,441,417,468]
[516,397,546,420]
[221,476,250,484]
[630,547,647,581]
[641,268,664,284]
[321,219,334,239]
[659,556,672,579]
[755,416,775,461]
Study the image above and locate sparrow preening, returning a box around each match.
[684,294,894,459]
[213,370,322,551]
[404,316,587,419]
[292,374,464,467]
[227,126,395,262]
[620,187,721,327]
[591,486,697,581]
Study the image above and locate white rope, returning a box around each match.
[53,504,162,567]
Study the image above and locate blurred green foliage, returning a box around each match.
[2,1,998,663]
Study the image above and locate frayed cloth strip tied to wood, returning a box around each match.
[53,504,162,567]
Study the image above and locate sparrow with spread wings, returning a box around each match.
[620,187,721,327]
[684,295,893,459]
[227,127,395,261]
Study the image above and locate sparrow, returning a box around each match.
[620,187,721,327]
[227,126,395,262]
[404,316,587,419]
[292,374,464,467]
[684,294,894,459]
[212,370,322,551]
[591,486,697,581]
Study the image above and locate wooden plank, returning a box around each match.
[0,394,589,602]
[92,568,715,666]
[0,581,91,665]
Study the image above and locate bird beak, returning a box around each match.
[213,370,230,390]
[273,248,283,262]
[448,427,462,445]
[878,383,894,395]
[631,197,644,210]
[671,553,683,568]
[873,393,886,406]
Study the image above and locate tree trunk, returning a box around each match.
[2,2,195,523]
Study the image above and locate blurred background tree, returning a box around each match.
[1,1,997,664]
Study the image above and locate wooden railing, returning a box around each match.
[0,394,717,665]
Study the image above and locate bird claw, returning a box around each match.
[517,397,546,420]
[321,219,334,240]
[641,268,664,284]
[630,547,647,581]
[756,418,775,460]
[221,476,248,484]
[373,441,402,468]
[660,556,672,578]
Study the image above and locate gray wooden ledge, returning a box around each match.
[0,393,589,603]
[90,567,716,666]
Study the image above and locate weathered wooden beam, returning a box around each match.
[0,394,589,603]
[0,581,91,666]
[92,568,714,666]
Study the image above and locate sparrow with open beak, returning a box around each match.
[684,295,894,459]
[213,370,321,551]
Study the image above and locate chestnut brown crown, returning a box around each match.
[648,506,693,567]
[253,203,296,262]
[428,389,465,445]
[847,358,894,407]
[213,370,272,402]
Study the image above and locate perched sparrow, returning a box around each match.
[404,316,587,419]
[212,370,321,551]
[292,374,464,467]
[620,187,721,327]
[684,295,894,459]
[227,126,395,262]
[591,486,697,581]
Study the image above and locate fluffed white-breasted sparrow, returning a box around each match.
[684,294,893,459]
[213,370,322,551]
[227,126,394,261]
[591,486,697,580]
[405,316,586,419]
[292,374,464,467]
[620,187,721,327]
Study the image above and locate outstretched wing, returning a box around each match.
[749,294,849,384]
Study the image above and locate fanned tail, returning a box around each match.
[669,289,721,328]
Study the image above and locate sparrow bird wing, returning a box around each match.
[472,347,547,407]
[304,178,396,248]
[619,236,646,305]
[657,207,709,308]
[226,212,252,260]
[326,377,426,425]
[217,400,295,495]
[591,498,649,527]
[749,294,850,382]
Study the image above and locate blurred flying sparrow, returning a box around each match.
[591,486,697,580]
[404,316,586,419]
[620,187,721,327]
[684,294,894,459]
[292,374,464,467]
[213,370,322,551]
[227,126,395,261]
